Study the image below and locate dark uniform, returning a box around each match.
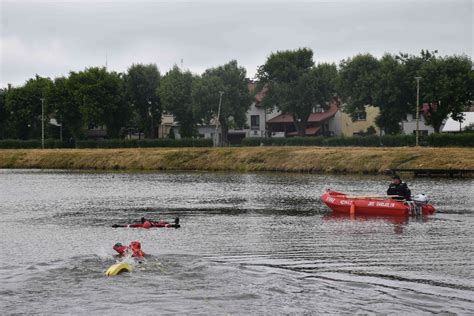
[387,182,411,200]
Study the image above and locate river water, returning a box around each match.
[0,170,473,315]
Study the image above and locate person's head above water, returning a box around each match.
[129,241,144,257]
[130,241,141,250]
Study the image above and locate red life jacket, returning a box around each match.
[113,242,145,257]
[132,249,145,257]
[113,245,129,256]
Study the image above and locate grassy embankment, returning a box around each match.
[0,147,473,174]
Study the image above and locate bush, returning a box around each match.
[242,137,326,146]
[242,135,420,147]
[379,135,416,147]
[0,139,67,149]
[2,134,473,148]
[241,134,473,147]
[427,133,474,147]
[0,138,213,149]
[76,138,213,148]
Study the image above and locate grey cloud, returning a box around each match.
[1,0,472,86]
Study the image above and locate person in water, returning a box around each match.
[113,241,145,258]
[140,217,180,228]
[387,175,411,201]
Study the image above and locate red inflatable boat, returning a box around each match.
[321,190,435,216]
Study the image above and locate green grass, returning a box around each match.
[0,147,473,175]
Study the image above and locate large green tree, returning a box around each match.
[159,66,196,138]
[68,67,129,138]
[338,50,470,135]
[338,54,380,117]
[0,89,7,139]
[124,64,161,138]
[419,55,473,132]
[4,75,52,139]
[45,76,83,140]
[257,48,337,136]
[372,54,410,134]
[192,60,251,144]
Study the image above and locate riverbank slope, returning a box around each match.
[1,147,473,174]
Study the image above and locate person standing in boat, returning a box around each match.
[387,175,411,200]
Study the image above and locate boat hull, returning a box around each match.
[322,190,435,216]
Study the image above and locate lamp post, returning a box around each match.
[40,98,45,149]
[148,100,153,138]
[414,77,421,146]
[214,91,224,147]
[60,114,63,142]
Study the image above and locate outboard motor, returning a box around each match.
[411,194,429,215]
[413,194,429,205]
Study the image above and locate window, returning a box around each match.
[313,105,324,113]
[251,115,260,130]
[354,111,367,121]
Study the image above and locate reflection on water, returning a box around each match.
[0,170,473,314]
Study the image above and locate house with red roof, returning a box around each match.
[266,103,339,137]
[227,81,281,143]
[265,103,380,137]
[164,81,381,143]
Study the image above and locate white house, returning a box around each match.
[399,103,446,135]
[442,112,474,132]
[227,82,280,142]
[170,119,219,140]
[400,113,436,135]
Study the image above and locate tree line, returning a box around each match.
[0,49,472,142]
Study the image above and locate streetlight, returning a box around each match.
[414,77,421,146]
[40,98,45,149]
[60,114,63,142]
[148,100,153,138]
[214,91,224,147]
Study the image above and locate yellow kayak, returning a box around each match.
[105,262,133,276]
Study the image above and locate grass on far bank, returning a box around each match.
[0,146,473,175]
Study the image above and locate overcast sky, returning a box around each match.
[1,0,472,87]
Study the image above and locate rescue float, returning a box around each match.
[105,262,133,276]
[321,189,435,216]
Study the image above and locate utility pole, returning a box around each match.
[214,91,224,147]
[40,98,45,149]
[415,77,421,146]
[148,101,153,138]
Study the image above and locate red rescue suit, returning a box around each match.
[113,241,145,257]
